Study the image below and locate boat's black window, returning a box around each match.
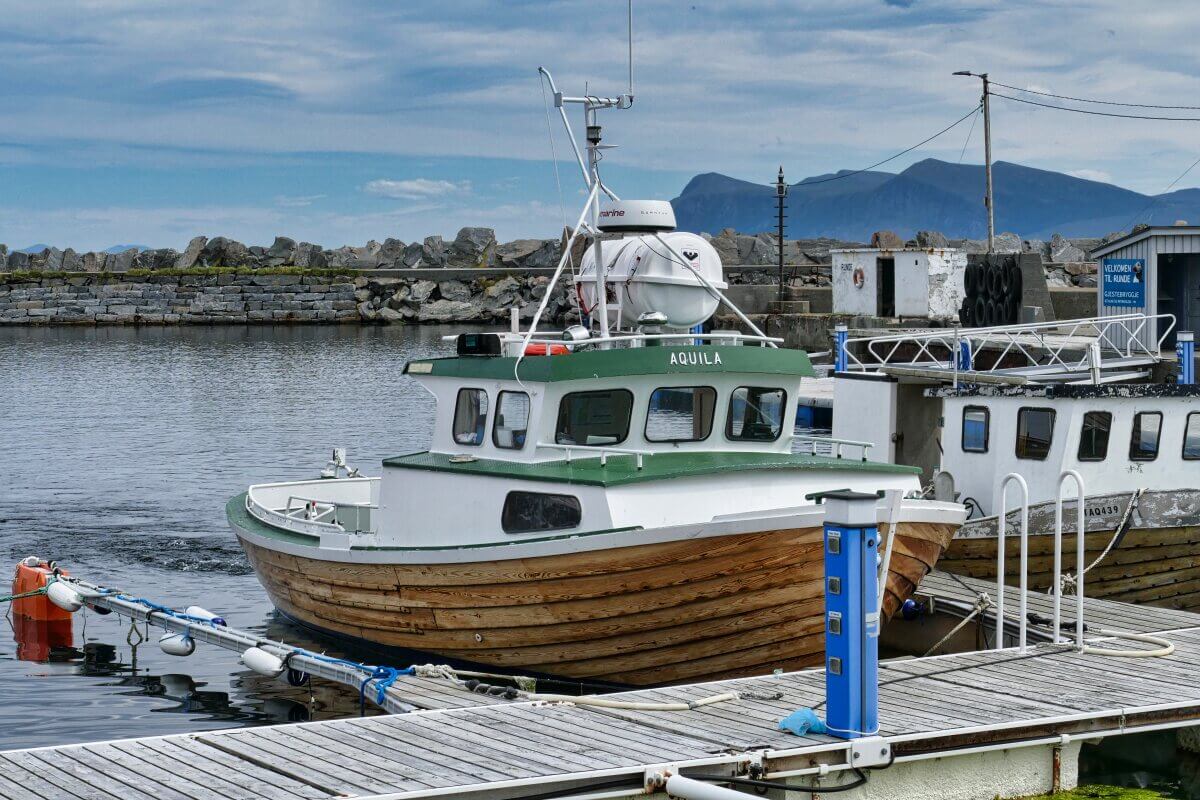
[1016,407,1055,460]
[961,406,989,453]
[501,491,582,534]
[1129,411,1163,461]
[493,391,530,450]
[1185,413,1200,460]
[555,389,633,446]
[646,386,716,442]
[452,388,488,446]
[1077,411,1112,462]
[727,387,787,442]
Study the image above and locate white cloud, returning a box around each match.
[361,178,472,201]
[274,194,326,207]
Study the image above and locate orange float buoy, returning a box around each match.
[11,559,73,623]
[523,343,570,356]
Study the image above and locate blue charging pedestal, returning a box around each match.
[835,324,849,372]
[1178,332,1195,386]
[823,491,881,741]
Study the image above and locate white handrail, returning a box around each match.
[1055,470,1086,647]
[792,434,874,460]
[994,473,1030,652]
[246,477,378,537]
[536,441,654,469]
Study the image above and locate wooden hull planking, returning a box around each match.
[236,521,956,686]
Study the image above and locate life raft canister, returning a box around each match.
[523,343,570,356]
[11,559,73,622]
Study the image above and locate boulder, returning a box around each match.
[378,306,404,323]
[61,248,83,272]
[136,248,178,271]
[993,232,1022,253]
[294,242,326,268]
[176,236,207,269]
[201,237,250,267]
[495,239,547,267]
[1073,274,1098,287]
[1064,261,1096,276]
[448,227,496,268]
[45,247,65,271]
[82,252,107,272]
[870,230,905,249]
[422,236,448,267]
[378,238,406,267]
[266,236,297,266]
[1049,233,1086,264]
[418,299,482,322]
[401,241,426,268]
[708,230,740,265]
[915,230,949,248]
[110,248,137,271]
[438,279,472,302]
[409,279,437,303]
[7,250,30,270]
[326,246,355,268]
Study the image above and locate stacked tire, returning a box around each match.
[960,254,1022,327]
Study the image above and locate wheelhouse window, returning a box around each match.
[555,389,633,446]
[645,386,716,442]
[493,391,530,450]
[1016,407,1055,460]
[961,406,989,453]
[1077,411,1112,462]
[501,491,582,534]
[1129,411,1163,461]
[452,388,488,446]
[1185,413,1200,460]
[727,387,786,442]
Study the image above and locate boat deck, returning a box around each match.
[6,572,1200,800]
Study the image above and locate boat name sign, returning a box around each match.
[669,351,722,367]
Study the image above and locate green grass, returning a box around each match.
[1020,785,1171,800]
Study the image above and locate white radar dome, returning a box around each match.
[576,232,726,330]
[596,200,676,233]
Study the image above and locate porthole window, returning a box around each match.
[1077,411,1112,462]
[556,390,633,446]
[1016,407,1055,460]
[1129,411,1163,461]
[727,387,786,442]
[646,387,716,442]
[961,406,989,453]
[501,491,582,534]
[452,388,488,446]
[1185,413,1200,461]
[493,391,530,450]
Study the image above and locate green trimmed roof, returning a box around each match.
[382,450,919,487]
[403,345,814,383]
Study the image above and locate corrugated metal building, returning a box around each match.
[1091,225,1200,350]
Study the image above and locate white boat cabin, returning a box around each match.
[934,384,1200,516]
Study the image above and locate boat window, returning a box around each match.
[1129,411,1163,461]
[452,388,488,446]
[727,387,786,442]
[1077,411,1112,462]
[1015,407,1055,460]
[555,389,633,446]
[1185,413,1200,460]
[961,406,989,453]
[493,391,530,450]
[501,491,582,534]
[645,386,716,442]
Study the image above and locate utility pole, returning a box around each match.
[776,166,788,304]
[954,71,995,253]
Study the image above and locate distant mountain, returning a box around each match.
[671,159,1200,240]
[104,244,148,253]
[16,244,51,253]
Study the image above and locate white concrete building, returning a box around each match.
[831,247,967,320]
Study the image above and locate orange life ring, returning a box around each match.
[852,267,866,289]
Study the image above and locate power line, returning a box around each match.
[990,80,1200,111]
[957,104,981,164]
[794,103,982,188]
[992,91,1200,122]
[1124,153,1200,229]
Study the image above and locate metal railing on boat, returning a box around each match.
[537,441,654,469]
[442,330,785,350]
[246,477,379,537]
[791,433,873,461]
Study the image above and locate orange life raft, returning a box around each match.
[11,559,73,622]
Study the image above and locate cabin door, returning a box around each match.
[877,257,896,318]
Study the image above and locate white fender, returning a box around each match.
[46,581,83,613]
[185,606,226,625]
[159,632,196,657]
[241,646,284,677]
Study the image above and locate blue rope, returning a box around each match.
[114,594,227,628]
[357,665,414,712]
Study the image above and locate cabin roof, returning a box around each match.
[403,345,815,383]
[926,383,1200,399]
[382,450,919,487]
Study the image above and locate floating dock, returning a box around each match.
[4,570,1199,800]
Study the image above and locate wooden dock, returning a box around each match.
[4,574,1199,799]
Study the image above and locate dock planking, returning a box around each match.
[6,574,1200,799]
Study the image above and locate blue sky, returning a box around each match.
[3,0,1200,250]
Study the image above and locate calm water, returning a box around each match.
[0,325,1193,793]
